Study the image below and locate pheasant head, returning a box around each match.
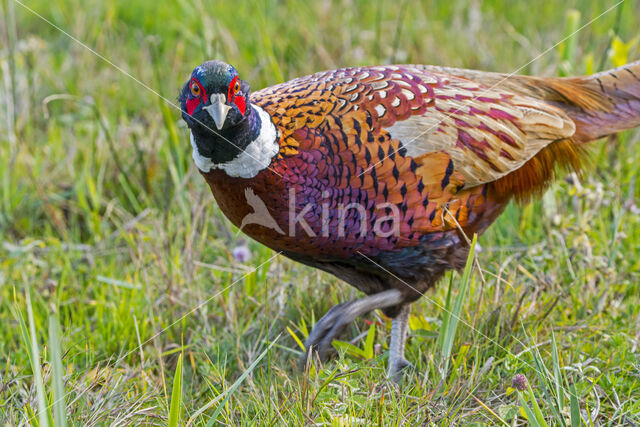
[180,60,249,130]
[179,61,278,177]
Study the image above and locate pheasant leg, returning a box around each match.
[387,304,412,382]
[303,289,403,364]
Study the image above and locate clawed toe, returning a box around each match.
[300,290,407,372]
[301,302,351,366]
[387,357,414,383]
[386,304,412,383]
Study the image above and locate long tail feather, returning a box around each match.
[541,61,640,141]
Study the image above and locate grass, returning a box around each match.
[1,0,639,424]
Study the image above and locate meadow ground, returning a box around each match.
[1,0,639,424]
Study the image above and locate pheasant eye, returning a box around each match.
[233,81,240,94]
[190,81,200,96]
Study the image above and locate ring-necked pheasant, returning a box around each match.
[179,59,640,380]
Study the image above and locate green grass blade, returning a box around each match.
[527,381,550,427]
[569,383,581,427]
[364,323,376,360]
[13,305,32,369]
[286,326,305,351]
[24,290,50,427]
[558,9,580,76]
[523,328,566,425]
[168,353,183,427]
[332,339,366,359]
[437,274,454,351]
[194,334,280,427]
[518,392,543,427]
[551,332,564,412]
[48,315,67,427]
[24,404,38,426]
[439,234,477,379]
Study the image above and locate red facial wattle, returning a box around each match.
[235,95,246,116]
[186,78,207,116]
[186,97,200,116]
[228,76,247,116]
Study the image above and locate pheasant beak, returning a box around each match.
[203,93,232,130]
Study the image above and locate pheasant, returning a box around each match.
[179,59,640,380]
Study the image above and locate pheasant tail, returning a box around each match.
[475,61,640,201]
[552,61,640,142]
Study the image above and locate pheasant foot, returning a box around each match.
[302,289,404,366]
